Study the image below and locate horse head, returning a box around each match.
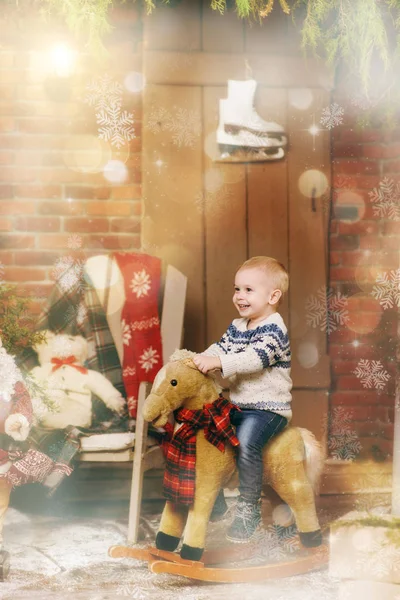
[143,357,221,428]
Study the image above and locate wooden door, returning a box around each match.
[141,0,332,446]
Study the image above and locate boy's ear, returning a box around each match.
[269,289,282,306]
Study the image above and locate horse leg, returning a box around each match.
[180,484,221,561]
[180,435,234,561]
[269,463,322,547]
[156,502,188,552]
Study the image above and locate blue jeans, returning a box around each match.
[230,409,288,504]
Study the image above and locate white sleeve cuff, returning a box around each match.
[220,354,238,379]
[5,414,30,441]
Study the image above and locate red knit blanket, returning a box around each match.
[163,396,240,505]
[114,253,163,418]
[0,382,73,488]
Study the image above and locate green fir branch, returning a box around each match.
[0,284,57,412]
[4,0,400,104]
[40,0,114,53]
[210,0,227,14]
[294,0,399,96]
[0,285,46,357]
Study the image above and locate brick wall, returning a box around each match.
[329,83,399,460]
[0,4,143,314]
[0,6,398,460]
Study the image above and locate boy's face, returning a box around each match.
[233,267,281,323]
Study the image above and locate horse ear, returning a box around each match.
[181,358,198,371]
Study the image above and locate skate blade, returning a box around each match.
[217,133,287,149]
[225,124,286,141]
[215,146,285,163]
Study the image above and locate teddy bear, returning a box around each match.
[30,330,126,430]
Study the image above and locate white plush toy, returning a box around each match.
[30,330,126,429]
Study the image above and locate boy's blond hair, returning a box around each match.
[238,256,289,295]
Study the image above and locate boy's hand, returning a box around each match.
[193,355,221,374]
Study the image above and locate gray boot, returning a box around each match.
[226,498,261,543]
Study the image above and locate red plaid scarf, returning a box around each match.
[163,396,240,505]
[113,253,163,418]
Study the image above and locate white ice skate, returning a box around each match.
[215,80,287,163]
[225,79,286,137]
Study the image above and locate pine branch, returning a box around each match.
[0,285,46,357]
[5,0,400,104]
[210,0,227,13]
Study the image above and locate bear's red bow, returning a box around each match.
[51,356,88,374]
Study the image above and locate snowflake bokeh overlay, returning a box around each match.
[353,359,390,391]
[306,286,349,333]
[320,103,344,129]
[85,74,135,149]
[328,407,362,461]
[369,177,400,220]
[371,268,400,309]
[146,106,201,148]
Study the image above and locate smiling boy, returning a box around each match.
[193,256,292,543]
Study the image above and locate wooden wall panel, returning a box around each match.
[287,88,331,389]
[143,9,333,403]
[244,8,290,55]
[141,85,205,351]
[143,0,202,51]
[247,87,289,323]
[203,87,247,346]
[144,52,334,88]
[202,0,244,53]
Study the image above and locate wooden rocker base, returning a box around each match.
[109,543,329,583]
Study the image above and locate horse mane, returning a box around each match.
[167,348,223,395]
[168,348,196,361]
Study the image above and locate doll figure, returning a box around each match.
[0,339,72,577]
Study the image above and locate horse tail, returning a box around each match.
[298,428,326,494]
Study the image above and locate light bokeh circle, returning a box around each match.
[334,190,365,222]
[297,342,320,369]
[272,504,295,528]
[346,292,383,334]
[103,159,128,184]
[124,71,146,93]
[288,88,314,111]
[204,168,225,193]
[298,169,329,198]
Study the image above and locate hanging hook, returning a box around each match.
[244,58,253,81]
[311,186,317,212]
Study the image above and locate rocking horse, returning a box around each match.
[110,354,329,582]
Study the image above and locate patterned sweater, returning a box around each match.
[203,312,292,421]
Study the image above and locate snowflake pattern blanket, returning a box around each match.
[114,253,163,418]
[0,382,72,488]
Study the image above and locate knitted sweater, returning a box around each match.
[203,312,292,421]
